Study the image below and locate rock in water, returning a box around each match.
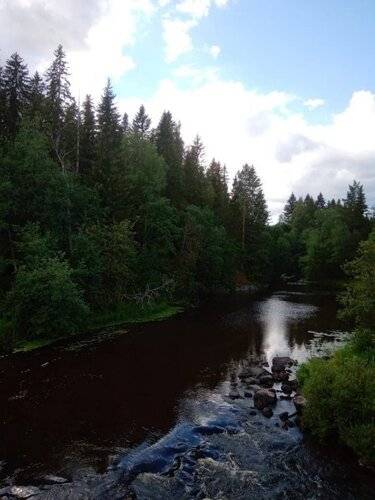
[254,388,277,410]
[9,486,41,498]
[293,395,307,413]
[271,356,293,373]
[262,407,273,418]
[259,375,274,388]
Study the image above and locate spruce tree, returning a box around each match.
[183,135,208,207]
[132,104,151,138]
[95,79,121,213]
[45,45,72,170]
[28,71,45,121]
[121,112,129,136]
[80,94,97,178]
[231,164,268,250]
[315,192,326,209]
[154,111,184,206]
[282,193,297,222]
[3,53,30,139]
[0,66,6,138]
[206,159,230,224]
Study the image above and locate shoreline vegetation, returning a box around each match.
[4,300,184,354]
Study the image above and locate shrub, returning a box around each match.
[6,258,89,341]
[298,332,375,463]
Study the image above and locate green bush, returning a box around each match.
[298,332,375,463]
[6,258,89,341]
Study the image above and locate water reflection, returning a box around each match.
[260,294,318,364]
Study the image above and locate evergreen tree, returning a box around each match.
[132,104,151,138]
[183,135,209,207]
[206,159,230,225]
[231,164,268,279]
[62,98,80,172]
[282,192,297,222]
[154,111,184,206]
[121,112,129,136]
[27,71,45,122]
[95,79,121,214]
[315,192,326,209]
[0,66,6,138]
[80,94,97,178]
[3,53,30,138]
[45,45,72,170]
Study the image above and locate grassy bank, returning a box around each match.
[3,301,184,354]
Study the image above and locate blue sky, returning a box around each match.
[1,0,375,217]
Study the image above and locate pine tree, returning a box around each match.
[80,94,97,178]
[132,104,151,138]
[315,192,326,209]
[154,111,184,206]
[45,45,72,170]
[3,53,30,138]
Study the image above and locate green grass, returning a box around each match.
[89,301,184,330]
[6,301,184,355]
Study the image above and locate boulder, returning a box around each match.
[278,411,289,422]
[259,375,274,388]
[40,475,68,485]
[281,383,293,395]
[272,356,293,373]
[262,407,273,418]
[242,377,258,385]
[254,388,277,410]
[293,395,307,413]
[9,486,41,498]
[249,410,257,416]
[244,391,253,398]
[273,371,289,382]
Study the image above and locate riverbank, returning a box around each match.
[2,300,184,355]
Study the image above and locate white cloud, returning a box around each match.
[304,98,325,110]
[120,79,375,220]
[208,44,221,59]
[0,0,154,99]
[162,17,197,62]
[162,0,230,62]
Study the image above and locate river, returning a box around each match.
[0,285,373,499]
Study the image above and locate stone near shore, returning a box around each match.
[293,395,307,413]
[254,388,277,410]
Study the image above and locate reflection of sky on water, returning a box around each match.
[259,296,318,364]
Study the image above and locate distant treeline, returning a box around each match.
[0,46,373,347]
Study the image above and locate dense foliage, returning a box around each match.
[0,46,372,350]
[0,47,270,349]
[298,229,375,463]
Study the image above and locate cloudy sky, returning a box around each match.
[1,0,375,219]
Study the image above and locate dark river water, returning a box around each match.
[0,286,373,499]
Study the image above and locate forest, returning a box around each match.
[0,46,373,352]
[0,45,374,472]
